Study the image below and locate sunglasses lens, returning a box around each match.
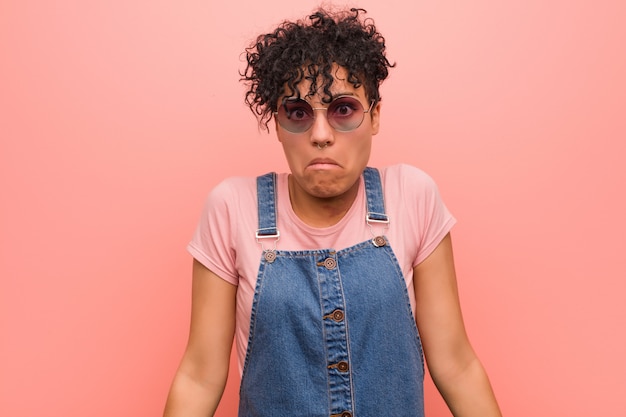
[327,97,365,131]
[276,100,314,133]
[275,96,368,133]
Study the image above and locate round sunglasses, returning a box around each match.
[274,96,375,133]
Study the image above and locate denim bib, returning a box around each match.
[239,167,425,417]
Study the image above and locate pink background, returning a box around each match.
[2,0,625,415]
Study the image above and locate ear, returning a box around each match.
[370,101,382,135]
[274,117,284,142]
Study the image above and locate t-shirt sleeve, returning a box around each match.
[390,164,457,267]
[186,178,248,286]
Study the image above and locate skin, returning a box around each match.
[414,234,502,416]
[164,66,502,417]
[276,66,380,227]
[163,260,236,417]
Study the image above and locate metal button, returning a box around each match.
[372,236,386,247]
[323,258,337,270]
[332,309,344,322]
[323,309,344,322]
[330,412,351,417]
[264,251,276,263]
[328,361,350,372]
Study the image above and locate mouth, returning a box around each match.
[307,158,340,169]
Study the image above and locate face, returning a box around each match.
[275,66,381,201]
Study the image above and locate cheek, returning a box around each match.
[280,137,309,164]
[353,137,372,163]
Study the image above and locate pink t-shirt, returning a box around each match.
[188,164,456,373]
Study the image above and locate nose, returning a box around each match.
[309,108,335,149]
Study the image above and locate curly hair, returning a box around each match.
[241,8,395,131]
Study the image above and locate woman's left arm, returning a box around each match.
[413,233,502,417]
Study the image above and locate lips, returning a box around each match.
[308,158,340,167]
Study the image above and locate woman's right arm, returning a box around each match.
[163,259,237,417]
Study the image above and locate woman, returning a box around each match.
[164,8,501,417]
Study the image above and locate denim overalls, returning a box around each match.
[238,167,425,417]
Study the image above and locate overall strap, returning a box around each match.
[256,172,279,238]
[362,167,389,224]
[256,168,387,237]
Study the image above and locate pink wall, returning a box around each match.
[2,1,625,415]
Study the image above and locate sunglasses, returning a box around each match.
[275,96,375,133]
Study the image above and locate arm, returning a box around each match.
[414,233,502,417]
[164,259,237,417]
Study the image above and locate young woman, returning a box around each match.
[164,8,501,417]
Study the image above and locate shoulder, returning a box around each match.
[209,176,256,198]
[378,164,452,225]
[379,164,440,197]
[195,176,259,227]
[203,175,259,208]
[201,172,290,216]
[376,165,456,265]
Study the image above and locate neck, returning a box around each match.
[288,176,360,228]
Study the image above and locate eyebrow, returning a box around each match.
[297,92,358,102]
[330,92,357,97]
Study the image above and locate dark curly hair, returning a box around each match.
[241,8,395,131]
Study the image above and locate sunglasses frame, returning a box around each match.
[274,96,375,134]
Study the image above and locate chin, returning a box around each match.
[307,178,357,200]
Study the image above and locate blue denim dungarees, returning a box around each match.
[239,168,425,417]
